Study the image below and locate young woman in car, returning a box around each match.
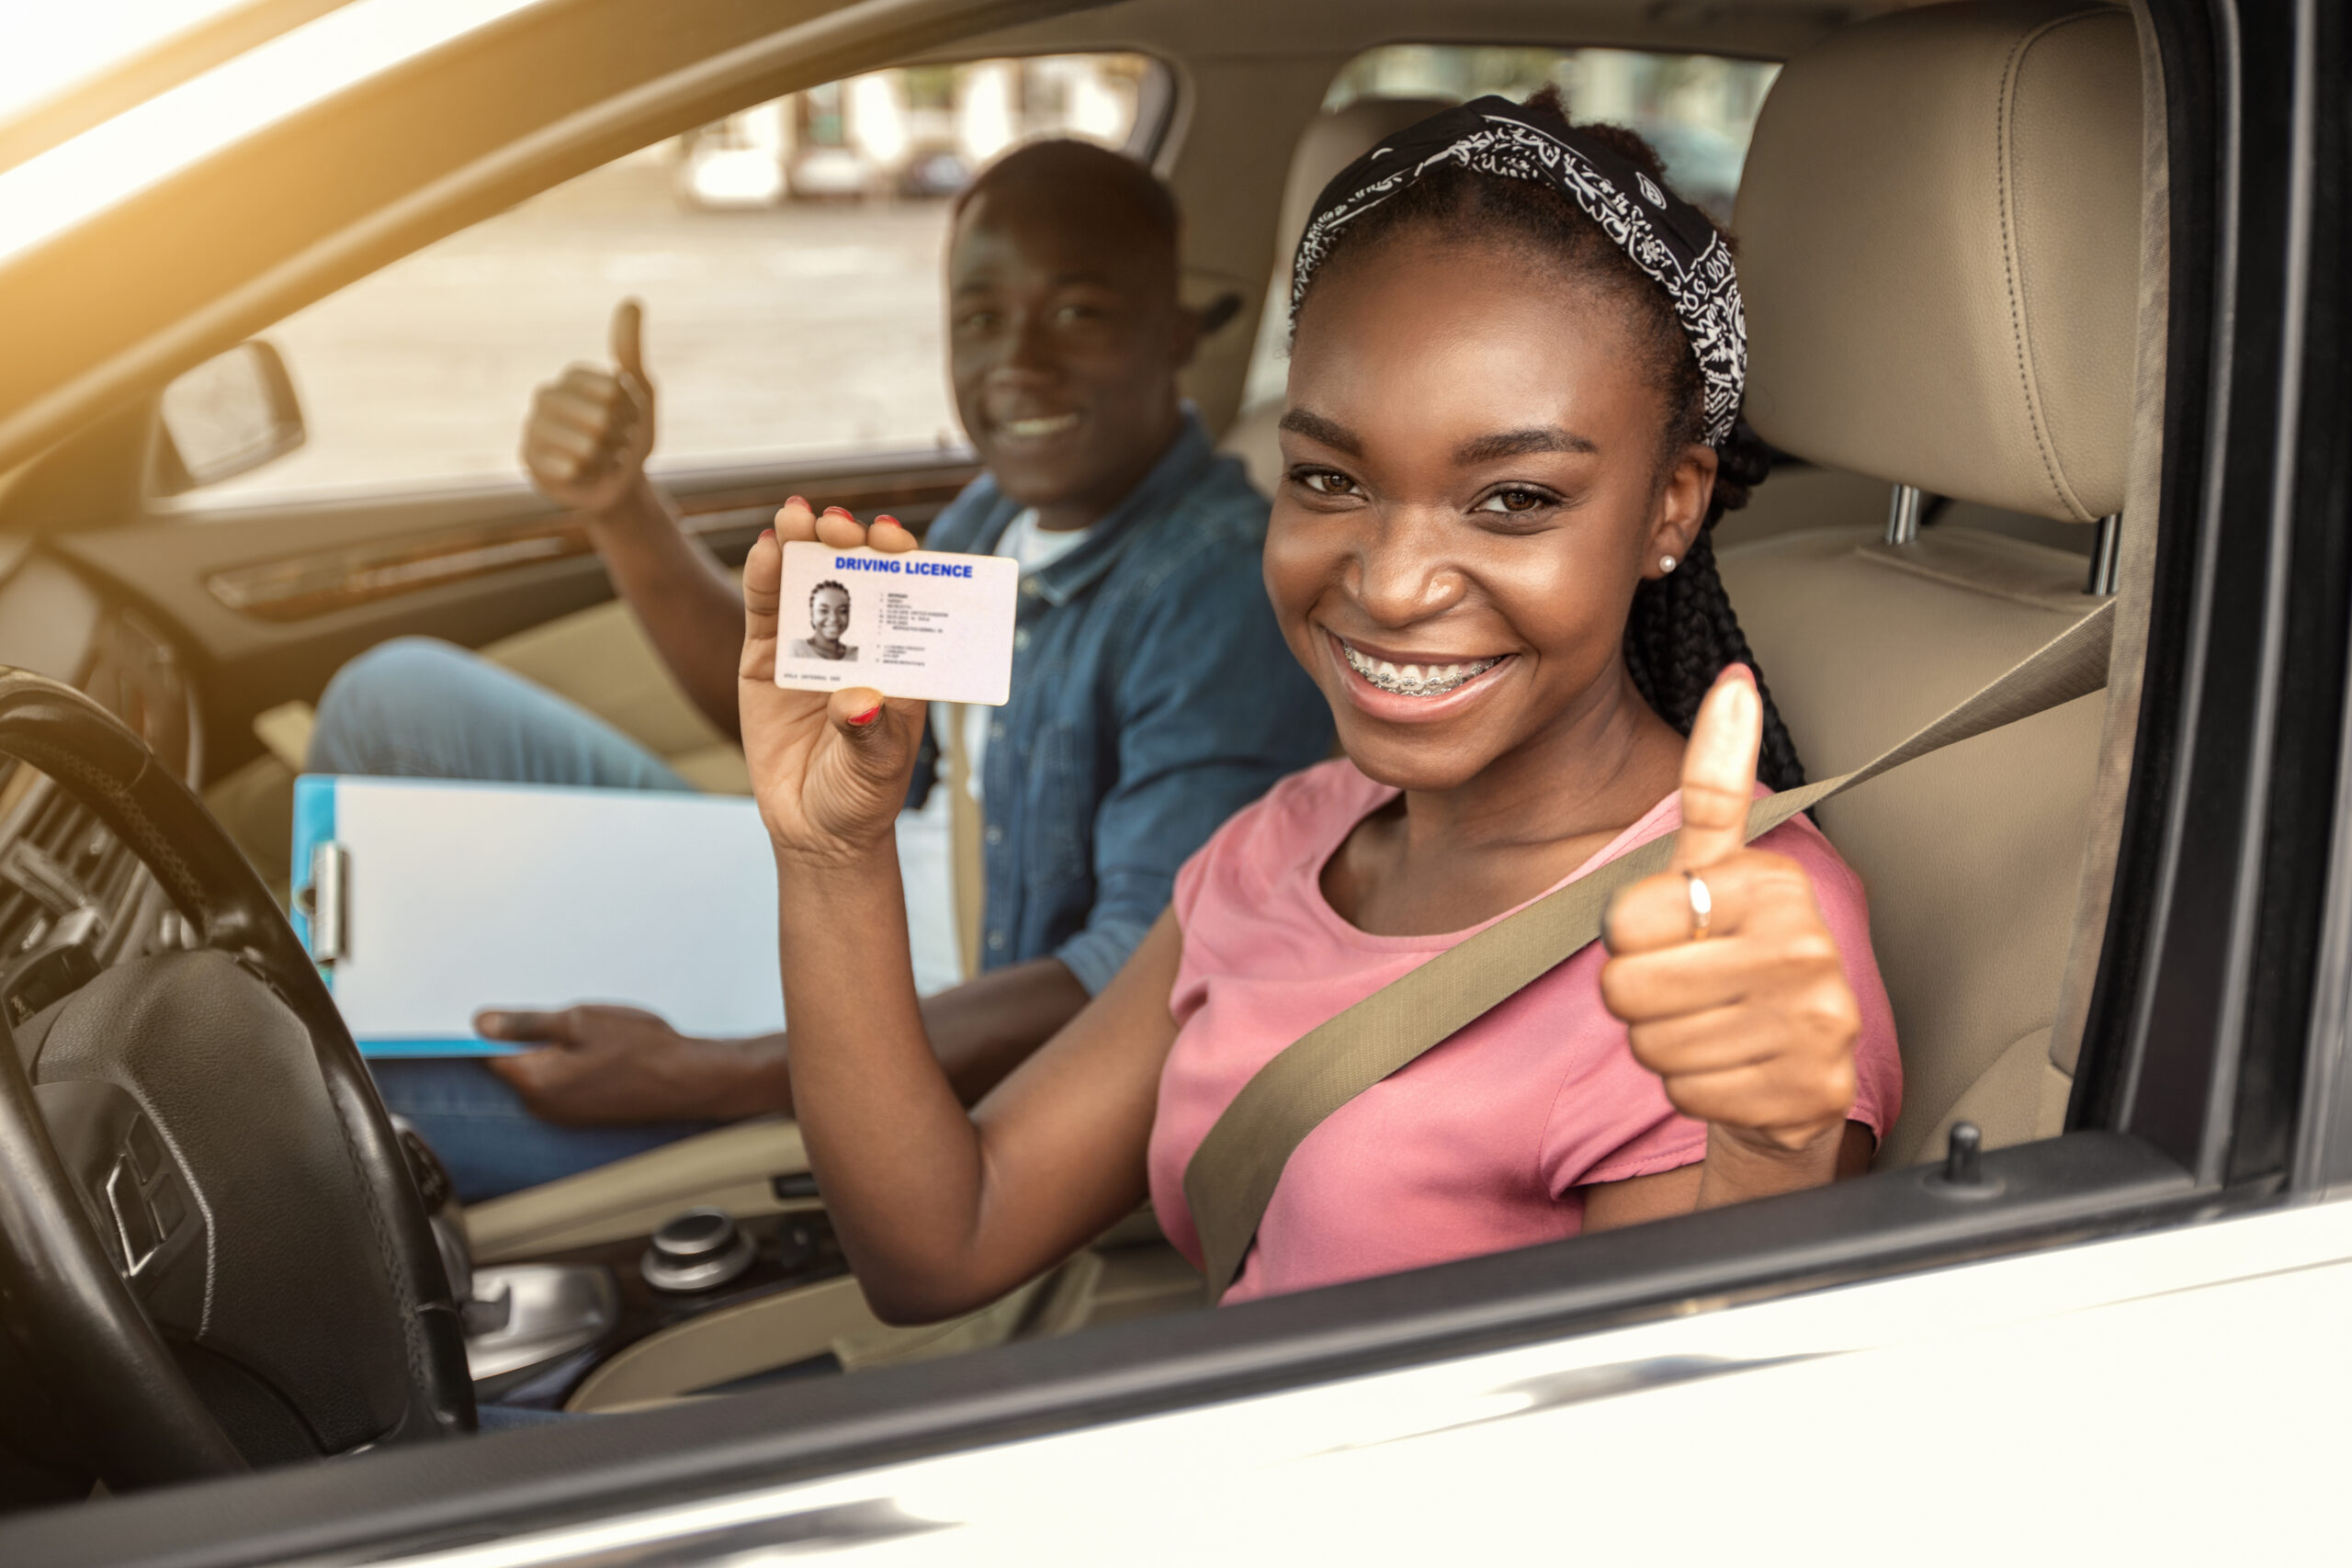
[741,92,1900,1316]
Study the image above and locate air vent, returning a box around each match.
[0,771,141,966]
[0,606,186,981]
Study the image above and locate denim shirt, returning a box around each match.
[909,411,1333,994]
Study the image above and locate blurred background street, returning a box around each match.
[177,44,1773,509]
[220,164,970,501]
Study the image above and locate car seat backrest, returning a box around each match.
[1736,1,2141,522]
[1219,96,1453,492]
[1717,0,2143,1164]
[1272,96,1457,271]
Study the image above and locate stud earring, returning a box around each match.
[1659,554,1679,574]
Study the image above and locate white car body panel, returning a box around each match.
[379,1195,2352,1566]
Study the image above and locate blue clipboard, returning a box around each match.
[289,774,789,1058]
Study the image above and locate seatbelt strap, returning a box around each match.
[1183,599,2117,1301]
[944,703,987,983]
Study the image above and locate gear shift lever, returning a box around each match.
[387,1118,618,1388]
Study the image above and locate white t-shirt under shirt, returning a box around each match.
[902,509,1095,992]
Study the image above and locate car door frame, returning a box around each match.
[6,0,2351,1562]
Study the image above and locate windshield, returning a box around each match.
[0,1,362,173]
[0,0,548,267]
[0,1,265,123]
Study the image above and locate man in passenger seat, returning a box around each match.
[306,140,1333,1201]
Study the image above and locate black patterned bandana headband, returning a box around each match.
[1290,96,1747,449]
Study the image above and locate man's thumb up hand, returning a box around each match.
[519,297,657,518]
[611,297,650,389]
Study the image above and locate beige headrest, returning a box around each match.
[1736,2,2141,523]
[1275,97,1455,269]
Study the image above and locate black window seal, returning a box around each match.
[2075,0,2347,1201]
[2283,0,2352,1194]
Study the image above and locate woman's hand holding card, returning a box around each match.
[1599,666,1864,1179]
[740,500,927,866]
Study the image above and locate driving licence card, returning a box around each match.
[774,541,1019,705]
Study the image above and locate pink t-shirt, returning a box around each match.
[1148,759,1901,1305]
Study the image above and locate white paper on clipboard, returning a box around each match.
[291,776,959,1056]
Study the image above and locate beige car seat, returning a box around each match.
[1218,96,1453,493]
[1210,91,2094,559]
[1718,0,2142,1166]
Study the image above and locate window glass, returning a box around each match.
[1241,46,1779,411]
[184,53,1162,506]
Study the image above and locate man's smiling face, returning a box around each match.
[945,170,1196,523]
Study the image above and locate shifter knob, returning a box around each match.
[642,1206,756,1292]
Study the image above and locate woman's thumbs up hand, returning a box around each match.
[520,297,659,517]
[1666,660,1762,874]
[1599,664,1861,1162]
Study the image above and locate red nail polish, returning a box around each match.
[848,705,881,727]
[759,527,775,542]
[786,495,808,510]
[1721,662,1757,688]
[876,513,900,527]
[824,506,854,520]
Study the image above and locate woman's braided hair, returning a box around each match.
[1294,86,1804,791]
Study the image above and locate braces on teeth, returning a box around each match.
[1341,641,1499,696]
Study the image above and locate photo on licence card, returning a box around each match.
[774,541,1020,705]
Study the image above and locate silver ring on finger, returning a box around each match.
[1682,869,1713,942]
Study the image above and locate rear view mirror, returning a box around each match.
[154,340,305,494]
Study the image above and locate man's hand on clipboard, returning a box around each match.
[476,1005,789,1125]
[740,502,929,866]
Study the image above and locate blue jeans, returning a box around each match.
[310,637,724,1201]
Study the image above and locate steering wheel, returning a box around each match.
[0,671,472,1493]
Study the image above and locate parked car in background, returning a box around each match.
[673,53,1150,208]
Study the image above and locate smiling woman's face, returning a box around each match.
[809,585,851,645]
[1263,231,1715,795]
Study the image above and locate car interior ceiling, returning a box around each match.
[0,0,2179,1480]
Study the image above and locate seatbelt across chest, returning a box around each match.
[1183,600,2117,1302]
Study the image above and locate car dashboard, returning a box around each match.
[0,544,201,991]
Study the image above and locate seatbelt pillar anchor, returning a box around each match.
[1885,484,1925,546]
[2086,513,2121,595]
